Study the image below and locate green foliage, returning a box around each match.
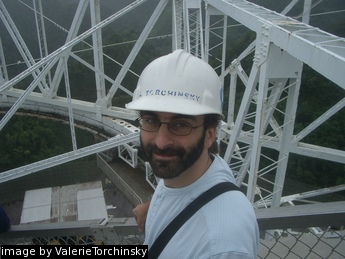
[297,66,345,149]
[0,116,94,172]
[1,0,344,190]
[288,154,345,188]
[287,66,345,188]
[286,65,345,188]
[0,116,61,171]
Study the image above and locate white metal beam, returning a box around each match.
[101,0,169,107]
[0,132,139,183]
[206,0,345,89]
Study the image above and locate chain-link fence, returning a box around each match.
[1,157,344,258]
[256,201,345,258]
[0,233,143,246]
[1,206,344,258]
[0,217,144,245]
[258,227,345,258]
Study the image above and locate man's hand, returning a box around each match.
[133,201,150,232]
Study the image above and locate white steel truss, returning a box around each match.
[0,0,344,212]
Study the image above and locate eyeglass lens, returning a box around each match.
[139,118,193,136]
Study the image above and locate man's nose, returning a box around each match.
[154,123,174,149]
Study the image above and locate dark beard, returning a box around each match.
[140,131,206,179]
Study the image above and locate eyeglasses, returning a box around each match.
[138,117,205,136]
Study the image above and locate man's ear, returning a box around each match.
[205,127,217,149]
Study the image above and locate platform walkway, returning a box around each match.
[108,158,154,205]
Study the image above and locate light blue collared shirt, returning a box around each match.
[145,155,259,258]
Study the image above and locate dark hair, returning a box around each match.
[204,114,223,154]
[204,114,222,128]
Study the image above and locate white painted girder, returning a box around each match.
[0,132,139,183]
[203,0,344,207]
[101,0,169,108]
[0,1,48,92]
[49,0,90,97]
[206,0,345,89]
[0,0,343,210]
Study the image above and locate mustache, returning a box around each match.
[146,144,184,157]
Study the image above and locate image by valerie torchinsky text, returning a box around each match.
[0,245,148,258]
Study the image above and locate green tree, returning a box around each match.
[0,116,64,171]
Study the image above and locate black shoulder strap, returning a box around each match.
[148,182,241,259]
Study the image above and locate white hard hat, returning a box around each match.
[126,49,223,116]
